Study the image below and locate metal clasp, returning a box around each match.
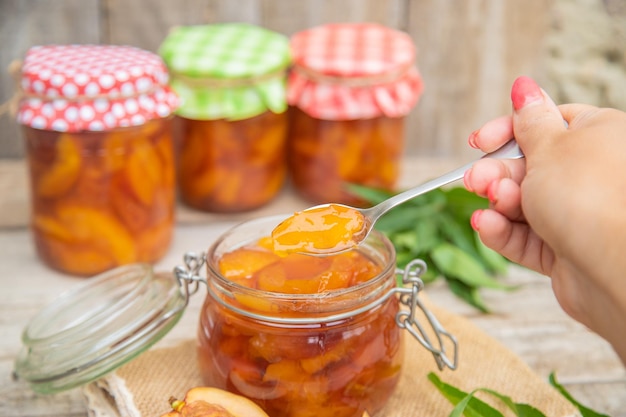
[394,259,458,371]
[173,252,207,307]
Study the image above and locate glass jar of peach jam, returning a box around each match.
[172,215,457,417]
[287,23,424,206]
[16,45,179,277]
[159,24,291,212]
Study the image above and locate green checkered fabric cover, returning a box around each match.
[159,23,291,120]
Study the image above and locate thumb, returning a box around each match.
[510,76,566,156]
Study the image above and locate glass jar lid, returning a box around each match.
[14,263,186,394]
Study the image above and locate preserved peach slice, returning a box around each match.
[257,263,325,294]
[179,126,210,177]
[125,140,162,206]
[229,368,286,401]
[33,215,74,243]
[161,387,269,417]
[154,133,176,188]
[218,248,280,281]
[181,167,220,208]
[212,169,243,207]
[331,251,382,287]
[255,236,274,251]
[36,134,81,199]
[55,204,137,264]
[232,293,278,314]
[41,238,115,277]
[102,131,129,173]
[271,204,366,255]
[299,339,351,374]
[136,220,173,263]
[262,360,303,383]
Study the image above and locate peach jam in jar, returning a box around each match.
[16,45,179,276]
[175,215,457,417]
[159,24,291,213]
[287,23,424,206]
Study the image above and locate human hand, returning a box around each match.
[463,76,626,363]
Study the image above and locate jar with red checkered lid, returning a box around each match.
[287,23,424,205]
[16,44,179,277]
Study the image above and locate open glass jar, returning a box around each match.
[176,215,457,417]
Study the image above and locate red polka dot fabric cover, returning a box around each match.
[288,23,424,120]
[16,45,179,132]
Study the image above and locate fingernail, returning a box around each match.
[511,76,543,111]
[463,168,473,191]
[470,210,483,231]
[468,130,479,148]
[487,181,498,204]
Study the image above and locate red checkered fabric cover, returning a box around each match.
[288,23,423,120]
[17,45,179,132]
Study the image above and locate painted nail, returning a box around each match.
[470,210,483,231]
[487,181,498,204]
[511,76,543,111]
[463,168,473,191]
[468,130,479,148]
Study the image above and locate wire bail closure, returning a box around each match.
[394,259,458,370]
[173,252,457,371]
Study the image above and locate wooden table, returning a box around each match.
[1,158,624,417]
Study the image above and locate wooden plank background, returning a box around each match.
[1,0,625,159]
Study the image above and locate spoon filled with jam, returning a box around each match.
[272,139,524,255]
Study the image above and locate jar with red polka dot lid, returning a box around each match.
[287,23,424,206]
[16,44,179,277]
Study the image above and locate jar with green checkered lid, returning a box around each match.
[159,23,291,212]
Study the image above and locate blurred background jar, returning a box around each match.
[287,23,424,206]
[159,24,291,213]
[16,45,179,277]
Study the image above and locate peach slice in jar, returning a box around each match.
[36,133,82,199]
[218,247,280,284]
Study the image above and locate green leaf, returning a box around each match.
[465,388,546,417]
[549,372,611,417]
[431,243,511,290]
[447,278,491,313]
[413,220,443,254]
[444,187,490,218]
[427,373,504,417]
[429,373,548,417]
[376,202,444,234]
[389,230,422,253]
[345,183,393,205]
[436,212,481,258]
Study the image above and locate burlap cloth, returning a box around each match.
[82,299,579,417]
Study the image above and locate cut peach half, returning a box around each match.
[160,387,269,417]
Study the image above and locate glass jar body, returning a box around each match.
[23,118,176,277]
[176,110,287,213]
[287,107,405,206]
[197,215,404,417]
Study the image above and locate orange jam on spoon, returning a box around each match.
[271,204,367,255]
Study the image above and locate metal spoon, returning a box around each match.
[297,139,525,254]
